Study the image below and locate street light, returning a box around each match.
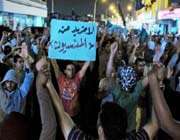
[51,0,54,13]
[101,0,107,3]
[109,3,119,18]
[127,4,132,12]
[93,0,108,22]
[108,3,121,23]
[109,3,116,12]
[93,0,98,22]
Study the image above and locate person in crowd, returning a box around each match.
[37,60,158,140]
[134,58,146,79]
[36,58,57,140]
[96,77,115,106]
[32,57,158,140]
[0,67,34,122]
[106,41,150,131]
[13,55,25,84]
[160,42,175,67]
[149,71,180,139]
[51,59,90,123]
[153,39,163,63]
[12,41,34,84]
[1,22,180,140]
[0,112,31,140]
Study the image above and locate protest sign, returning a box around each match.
[49,19,97,61]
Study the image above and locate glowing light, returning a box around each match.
[101,0,107,3]
[109,4,116,12]
[127,4,132,12]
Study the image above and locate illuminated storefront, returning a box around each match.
[136,0,169,17]
[0,0,47,30]
[134,0,170,34]
[158,8,180,34]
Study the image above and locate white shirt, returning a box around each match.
[148,40,155,50]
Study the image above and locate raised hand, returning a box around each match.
[15,31,21,37]
[166,67,174,79]
[101,27,107,35]
[148,72,158,85]
[1,32,8,43]
[110,41,118,56]
[36,57,51,86]
[19,43,29,59]
[132,36,140,48]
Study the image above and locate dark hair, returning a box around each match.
[135,57,145,65]
[19,40,26,46]
[144,49,153,63]
[3,45,12,55]
[0,112,30,140]
[13,55,22,63]
[156,38,161,46]
[100,102,127,140]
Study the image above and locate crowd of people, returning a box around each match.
[0,20,179,140]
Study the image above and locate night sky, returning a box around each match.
[47,0,132,16]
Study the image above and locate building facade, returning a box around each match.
[134,0,180,34]
[0,0,47,30]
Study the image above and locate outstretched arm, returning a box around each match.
[36,73,57,140]
[98,29,106,49]
[78,61,90,79]
[143,108,159,140]
[0,32,7,52]
[149,73,180,139]
[106,42,118,78]
[128,41,139,65]
[46,80,75,140]
[36,58,75,140]
[50,60,62,80]
[20,69,34,98]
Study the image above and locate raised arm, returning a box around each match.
[15,31,21,46]
[20,69,34,98]
[50,60,62,80]
[128,39,139,65]
[0,32,7,52]
[106,42,118,78]
[98,29,106,49]
[36,72,57,140]
[78,61,90,79]
[149,73,180,139]
[141,64,165,89]
[36,58,75,140]
[141,76,149,88]
[46,80,75,140]
[143,108,158,140]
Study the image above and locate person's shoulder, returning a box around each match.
[133,80,144,91]
[58,73,65,81]
[74,72,83,82]
[68,126,96,140]
[111,84,122,95]
[126,129,149,140]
